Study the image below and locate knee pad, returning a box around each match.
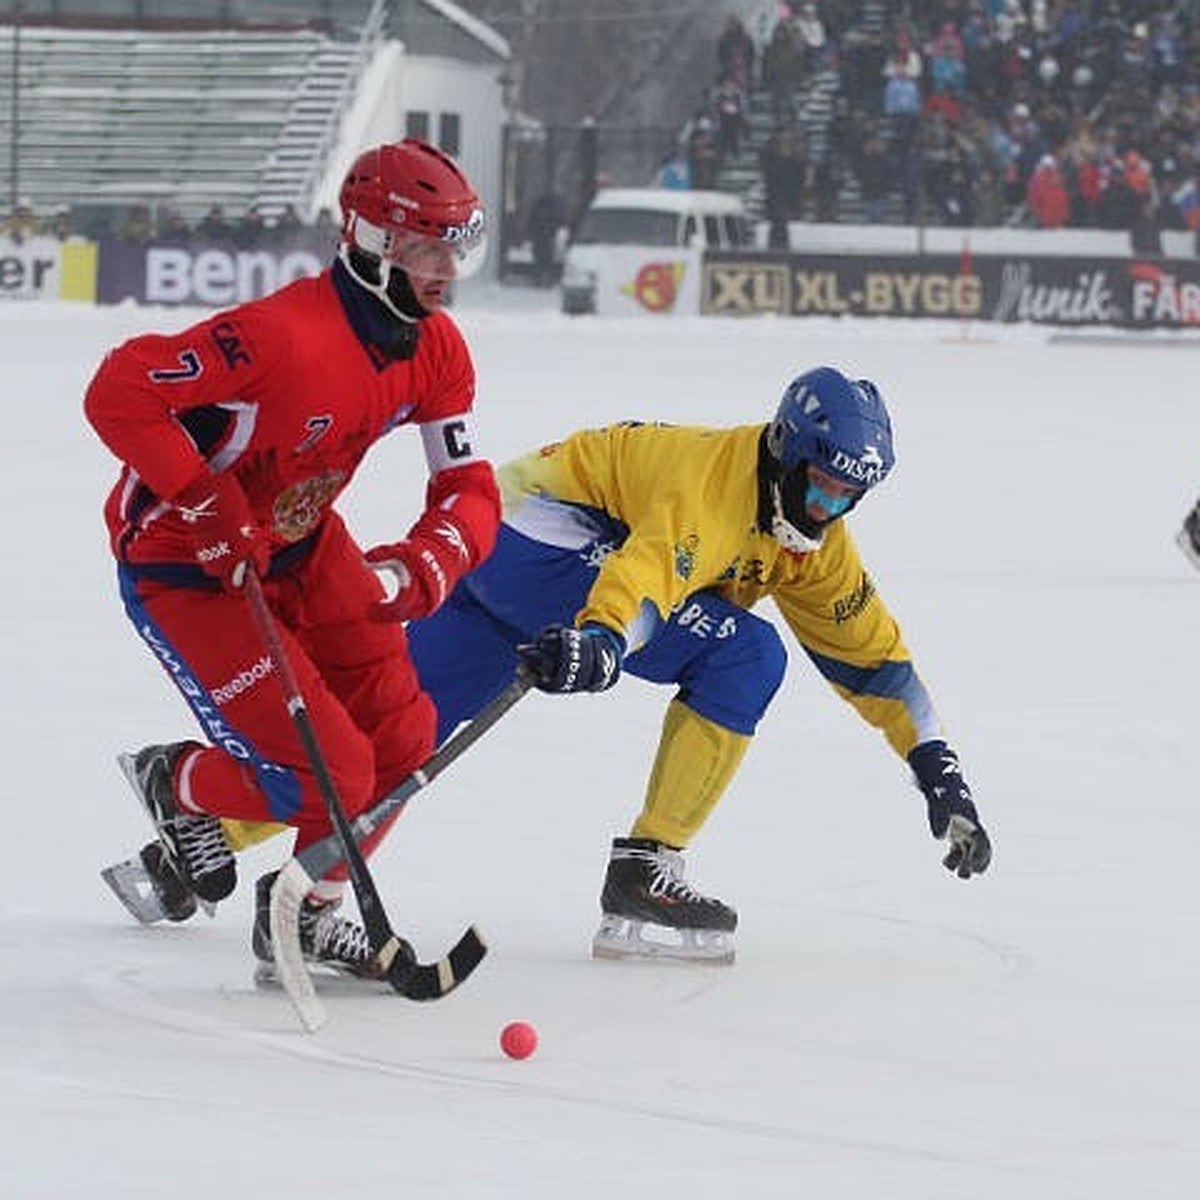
[676,608,787,736]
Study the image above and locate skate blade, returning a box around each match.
[101,857,214,925]
[102,859,172,925]
[254,959,382,993]
[591,915,735,965]
[117,751,149,813]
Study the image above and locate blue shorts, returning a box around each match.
[408,524,787,744]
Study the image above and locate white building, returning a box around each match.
[315,0,511,276]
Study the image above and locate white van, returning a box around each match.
[560,187,752,316]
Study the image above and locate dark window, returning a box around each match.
[726,216,752,247]
[405,111,430,140]
[439,113,461,157]
[572,208,680,247]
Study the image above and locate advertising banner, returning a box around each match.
[96,234,332,306]
[0,237,98,301]
[590,247,704,316]
[702,251,1200,329]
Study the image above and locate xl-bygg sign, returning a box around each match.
[702,254,982,318]
[702,250,1200,328]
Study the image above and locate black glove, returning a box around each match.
[908,740,992,879]
[517,623,624,693]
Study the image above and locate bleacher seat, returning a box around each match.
[0,24,365,224]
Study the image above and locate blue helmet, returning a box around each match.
[766,366,895,486]
[763,366,895,551]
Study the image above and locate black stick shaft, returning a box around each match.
[245,570,399,963]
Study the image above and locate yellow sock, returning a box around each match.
[220,818,288,852]
[630,700,750,848]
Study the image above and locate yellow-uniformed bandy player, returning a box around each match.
[407,365,993,963]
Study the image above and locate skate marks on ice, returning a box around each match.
[79,959,1054,1182]
[793,904,1033,978]
[16,910,1192,1197]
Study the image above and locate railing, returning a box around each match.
[1,23,342,218]
[293,0,386,218]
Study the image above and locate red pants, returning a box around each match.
[122,514,436,862]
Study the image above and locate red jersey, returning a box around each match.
[85,264,499,583]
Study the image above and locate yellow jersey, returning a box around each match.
[499,421,941,758]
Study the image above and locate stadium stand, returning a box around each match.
[0,6,380,226]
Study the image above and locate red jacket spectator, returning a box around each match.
[1028,153,1071,226]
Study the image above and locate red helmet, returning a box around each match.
[339,139,487,286]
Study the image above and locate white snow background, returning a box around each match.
[1,289,1197,1198]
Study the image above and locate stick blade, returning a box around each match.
[270,859,326,1033]
[397,926,488,1001]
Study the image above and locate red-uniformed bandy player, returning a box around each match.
[86,139,500,978]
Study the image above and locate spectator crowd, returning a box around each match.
[665,0,1200,248]
[1,198,341,252]
[9,3,1200,255]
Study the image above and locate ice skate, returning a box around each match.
[591,837,737,964]
[252,870,374,985]
[101,841,200,924]
[102,742,235,921]
[1177,505,1200,571]
[116,741,237,905]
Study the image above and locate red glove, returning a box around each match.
[365,512,475,622]
[172,471,270,592]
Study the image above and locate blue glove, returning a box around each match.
[908,740,992,879]
[517,623,624,694]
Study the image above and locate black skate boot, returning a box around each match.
[138,841,199,922]
[119,741,237,905]
[1177,503,1200,570]
[592,837,737,963]
[252,871,373,980]
[101,840,200,924]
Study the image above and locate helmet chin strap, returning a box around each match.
[769,479,826,553]
[339,243,426,322]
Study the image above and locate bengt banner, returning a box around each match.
[96,234,332,306]
[701,251,1200,329]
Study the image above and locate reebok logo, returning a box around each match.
[212,655,275,706]
[432,520,470,562]
[196,540,231,563]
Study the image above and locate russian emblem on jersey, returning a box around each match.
[621,262,686,313]
[273,470,346,542]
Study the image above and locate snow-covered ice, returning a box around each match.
[2,288,1197,1198]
